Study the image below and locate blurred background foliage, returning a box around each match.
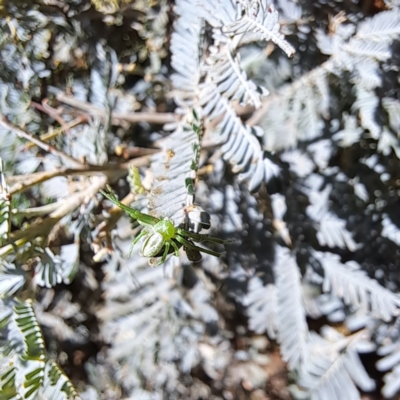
[1,0,400,399]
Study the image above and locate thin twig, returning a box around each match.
[12,202,61,218]
[0,116,84,167]
[0,176,108,258]
[9,155,153,195]
[56,92,177,125]
[1,161,153,256]
[24,117,86,150]
[31,100,72,134]
[116,145,159,159]
[44,176,108,222]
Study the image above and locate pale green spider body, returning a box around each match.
[141,232,164,257]
[140,219,177,258]
[101,187,231,265]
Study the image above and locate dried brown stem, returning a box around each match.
[31,100,71,135]
[9,155,153,195]
[56,92,177,125]
[0,176,108,257]
[117,145,159,159]
[0,116,84,167]
[12,202,61,218]
[24,117,85,150]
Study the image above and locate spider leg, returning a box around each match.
[128,230,148,257]
[177,229,234,245]
[159,241,171,265]
[186,249,202,262]
[138,221,157,229]
[101,188,159,225]
[176,235,226,258]
[132,229,149,246]
[170,240,180,257]
[128,241,135,258]
[101,190,140,216]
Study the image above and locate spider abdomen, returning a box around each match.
[141,232,165,257]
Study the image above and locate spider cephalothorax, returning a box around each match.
[101,188,230,266]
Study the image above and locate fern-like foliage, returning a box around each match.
[299,328,375,400]
[14,301,46,399]
[2,1,400,399]
[42,360,79,400]
[204,44,268,108]
[222,3,295,57]
[149,113,203,226]
[0,360,20,400]
[274,245,309,369]
[98,245,227,396]
[245,278,277,338]
[150,0,293,222]
[33,246,78,289]
[234,6,400,395]
[166,0,293,197]
[0,300,78,399]
[313,251,400,322]
[0,158,10,246]
[376,324,400,397]
[253,7,400,151]
[304,175,358,251]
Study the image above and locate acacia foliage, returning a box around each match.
[0,1,400,400]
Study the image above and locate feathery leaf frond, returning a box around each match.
[148,115,203,225]
[201,83,280,191]
[223,4,295,57]
[274,245,309,369]
[0,157,11,246]
[13,300,46,399]
[204,45,268,108]
[305,179,358,251]
[0,263,26,299]
[356,9,400,41]
[0,358,20,400]
[42,360,79,400]
[377,339,400,398]
[171,0,202,103]
[245,277,278,338]
[0,300,78,399]
[300,329,375,399]
[314,251,400,321]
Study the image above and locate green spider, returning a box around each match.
[100,188,230,266]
